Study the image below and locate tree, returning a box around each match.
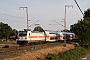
[33,26,44,32]
[70,8,90,48]
[0,22,17,41]
[84,8,90,18]
[33,26,47,42]
[11,29,17,36]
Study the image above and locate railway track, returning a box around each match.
[0,41,78,59]
[0,42,66,59]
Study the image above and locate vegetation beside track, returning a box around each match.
[4,43,75,60]
[39,46,87,60]
[38,45,90,60]
[0,40,73,60]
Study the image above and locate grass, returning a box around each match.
[4,44,75,60]
[41,46,87,60]
[41,45,90,60]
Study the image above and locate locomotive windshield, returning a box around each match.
[18,31,27,36]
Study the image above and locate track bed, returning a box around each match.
[0,42,66,59]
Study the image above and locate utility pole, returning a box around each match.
[19,7,29,30]
[64,5,73,47]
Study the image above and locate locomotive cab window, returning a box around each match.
[19,31,27,36]
[29,33,30,36]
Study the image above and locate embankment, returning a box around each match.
[5,44,75,60]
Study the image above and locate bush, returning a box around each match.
[43,46,87,60]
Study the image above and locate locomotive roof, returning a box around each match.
[62,32,75,35]
[45,30,59,33]
[57,31,75,34]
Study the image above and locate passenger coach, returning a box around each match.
[17,30,77,45]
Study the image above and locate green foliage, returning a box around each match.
[45,54,60,60]
[43,46,87,60]
[84,8,90,18]
[70,8,90,47]
[0,22,17,40]
[33,26,44,32]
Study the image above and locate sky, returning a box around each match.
[0,0,90,31]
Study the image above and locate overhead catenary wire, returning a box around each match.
[28,20,39,28]
[55,0,83,18]
[0,0,62,22]
[0,6,45,22]
[0,5,57,21]
[47,0,63,7]
[67,8,80,21]
[47,0,79,26]
[0,0,83,31]
[0,8,26,16]
[0,1,63,30]
[70,8,79,17]
[74,0,84,16]
[0,8,53,27]
[53,20,64,27]
[0,12,25,20]
[0,7,50,22]
[0,17,26,23]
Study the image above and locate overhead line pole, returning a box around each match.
[64,5,73,47]
[64,5,73,31]
[19,7,29,30]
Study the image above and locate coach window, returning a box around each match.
[29,33,30,36]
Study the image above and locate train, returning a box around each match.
[17,30,78,45]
